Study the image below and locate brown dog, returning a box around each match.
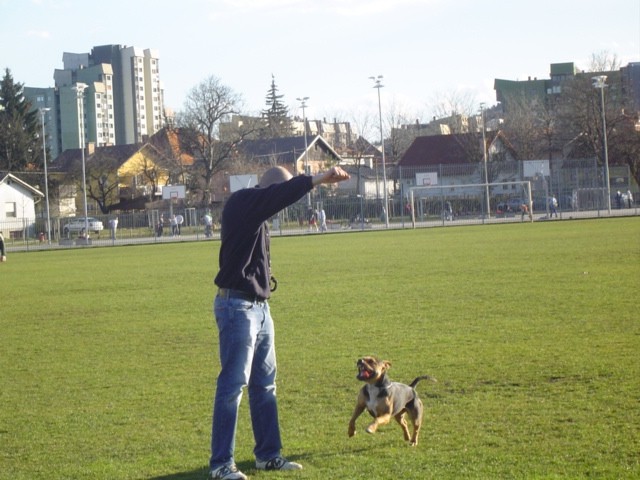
[347,356,436,446]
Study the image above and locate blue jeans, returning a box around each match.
[209,294,282,470]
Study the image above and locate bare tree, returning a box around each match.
[384,97,419,164]
[549,51,640,186]
[557,56,625,159]
[177,76,258,206]
[589,51,621,72]
[429,89,479,134]
[343,109,376,196]
[84,154,123,214]
[500,93,558,160]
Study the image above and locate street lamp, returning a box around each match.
[370,75,389,227]
[480,103,490,217]
[296,96,311,207]
[39,107,52,244]
[73,82,90,240]
[592,75,611,214]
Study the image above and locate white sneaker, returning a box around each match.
[209,464,247,480]
[256,456,303,471]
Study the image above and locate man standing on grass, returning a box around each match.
[209,165,350,480]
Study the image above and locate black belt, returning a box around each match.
[218,288,266,303]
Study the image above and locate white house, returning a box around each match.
[0,173,45,238]
[338,163,393,199]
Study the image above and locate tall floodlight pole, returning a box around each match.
[39,108,52,244]
[480,103,490,217]
[370,75,389,228]
[73,82,89,239]
[592,75,611,214]
[296,96,311,207]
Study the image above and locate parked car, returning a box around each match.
[62,217,104,235]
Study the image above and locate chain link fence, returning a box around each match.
[2,159,637,252]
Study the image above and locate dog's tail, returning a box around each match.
[410,375,437,388]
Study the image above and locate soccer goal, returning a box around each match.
[407,180,533,227]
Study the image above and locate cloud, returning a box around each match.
[26,29,51,39]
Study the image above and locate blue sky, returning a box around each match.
[1,0,638,123]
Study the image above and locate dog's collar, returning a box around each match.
[374,375,392,389]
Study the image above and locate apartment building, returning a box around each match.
[24,44,165,159]
[91,45,165,145]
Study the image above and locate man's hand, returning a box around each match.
[312,166,350,186]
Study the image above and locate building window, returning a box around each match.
[5,202,17,218]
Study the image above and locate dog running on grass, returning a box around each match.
[347,356,436,446]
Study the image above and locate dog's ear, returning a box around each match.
[383,360,392,370]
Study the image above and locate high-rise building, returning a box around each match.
[90,45,164,145]
[53,55,116,152]
[24,44,165,158]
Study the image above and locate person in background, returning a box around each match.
[308,207,318,232]
[520,202,532,221]
[549,196,558,218]
[318,207,327,232]
[444,201,453,221]
[109,217,118,240]
[170,215,179,236]
[203,211,214,238]
[0,231,6,262]
[208,166,350,480]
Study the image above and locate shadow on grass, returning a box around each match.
[147,442,388,480]
[146,460,259,480]
[147,466,209,480]
[146,448,377,479]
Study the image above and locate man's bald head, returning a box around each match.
[258,166,293,188]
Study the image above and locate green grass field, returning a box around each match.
[1,218,638,480]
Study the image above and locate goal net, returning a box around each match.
[407,181,533,226]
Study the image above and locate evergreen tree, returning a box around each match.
[261,74,293,138]
[0,68,40,172]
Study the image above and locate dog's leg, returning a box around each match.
[408,399,424,447]
[394,412,411,441]
[366,413,392,434]
[409,422,421,446]
[348,403,366,437]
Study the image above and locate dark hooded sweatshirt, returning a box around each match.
[214,175,313,299]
